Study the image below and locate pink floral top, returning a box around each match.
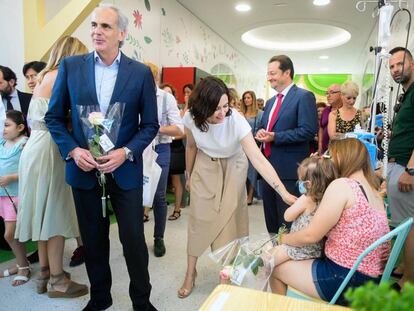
[325,178,390,277]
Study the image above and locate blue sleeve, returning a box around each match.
[45,58,79,160]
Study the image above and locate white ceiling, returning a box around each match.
[176,0,379,74]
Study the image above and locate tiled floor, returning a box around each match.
[0,202,267,311]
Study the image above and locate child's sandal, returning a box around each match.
[12,264,31,286]
[0,265,18,278]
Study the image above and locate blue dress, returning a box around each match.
[0,137,27,197]
[245,111,263,196]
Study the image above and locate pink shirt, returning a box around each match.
[325,178,390,277]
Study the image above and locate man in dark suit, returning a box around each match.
[256,55,318,234]
[45,4,159,311]
[0,66,32,118]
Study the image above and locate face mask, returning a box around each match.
[298,181,307,194]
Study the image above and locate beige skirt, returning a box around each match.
[187,150,249,257]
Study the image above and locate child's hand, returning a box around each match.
[284,194,314,222]
[0,175,12,187]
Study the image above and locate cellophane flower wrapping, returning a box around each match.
[77,102,125,217]
[78,102,125,158]
[209,235,276,291]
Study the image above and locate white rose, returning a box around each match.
[88,112,105,126]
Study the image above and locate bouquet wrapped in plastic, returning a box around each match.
[78,102,125,217]
[209,234,277,291]
[210,226,289,291]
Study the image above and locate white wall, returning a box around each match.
[0,0,25,89]
[72,0,264,97]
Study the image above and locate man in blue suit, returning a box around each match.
[45,4,158,311]
[256,55,318,234]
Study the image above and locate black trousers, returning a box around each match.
[72,175,155,310]
[261,179,298,234]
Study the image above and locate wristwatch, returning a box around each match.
[405,167,414,176]
[123,147,134,162]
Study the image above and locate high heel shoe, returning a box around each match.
[178,270,197,299]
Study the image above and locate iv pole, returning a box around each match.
[355,0,404,177]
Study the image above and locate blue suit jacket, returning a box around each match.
[260,85,318,180]
[45,52,159,190]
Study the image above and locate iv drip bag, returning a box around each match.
[379,4,394,48]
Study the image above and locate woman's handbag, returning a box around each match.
[142,143,162,207]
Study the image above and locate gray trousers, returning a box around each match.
[387,162,414,226]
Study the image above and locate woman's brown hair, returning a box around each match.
[240,90,258,115]
[329,138,378,189]
[189,76,231,132]
[299,156,338,202]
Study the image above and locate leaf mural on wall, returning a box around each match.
[126,33,142,49]
[132,49,142,61]
[144,0,151,11]
[193,45,199,60]
[144,36,152,44]
[161,8,166,16]
[182,52,190,64]
[162,28,174,48]
[133,10,143,29]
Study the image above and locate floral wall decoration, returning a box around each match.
[133,10,143,28]
[74,0,265,96]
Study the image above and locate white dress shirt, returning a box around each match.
[2,89,22,112]
[266,82,294,130]
[155,87,184,144]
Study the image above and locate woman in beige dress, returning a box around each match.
[15,36,88,298]
[178,77,297,298]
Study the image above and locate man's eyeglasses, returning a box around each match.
[326,90,340,96]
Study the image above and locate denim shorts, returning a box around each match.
[312,257,380,305]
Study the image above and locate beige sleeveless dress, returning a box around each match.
[15,97,79,242]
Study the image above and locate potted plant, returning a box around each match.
[345,281,414,310]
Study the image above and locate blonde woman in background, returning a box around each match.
[328,81,362,139]
[15,36,88,298]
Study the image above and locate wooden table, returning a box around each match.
[199,285,351,311]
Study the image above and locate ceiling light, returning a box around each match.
[313,0,330,6]
[241,23,351,51]
[319,55,329,59]
[235,3,251,12]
